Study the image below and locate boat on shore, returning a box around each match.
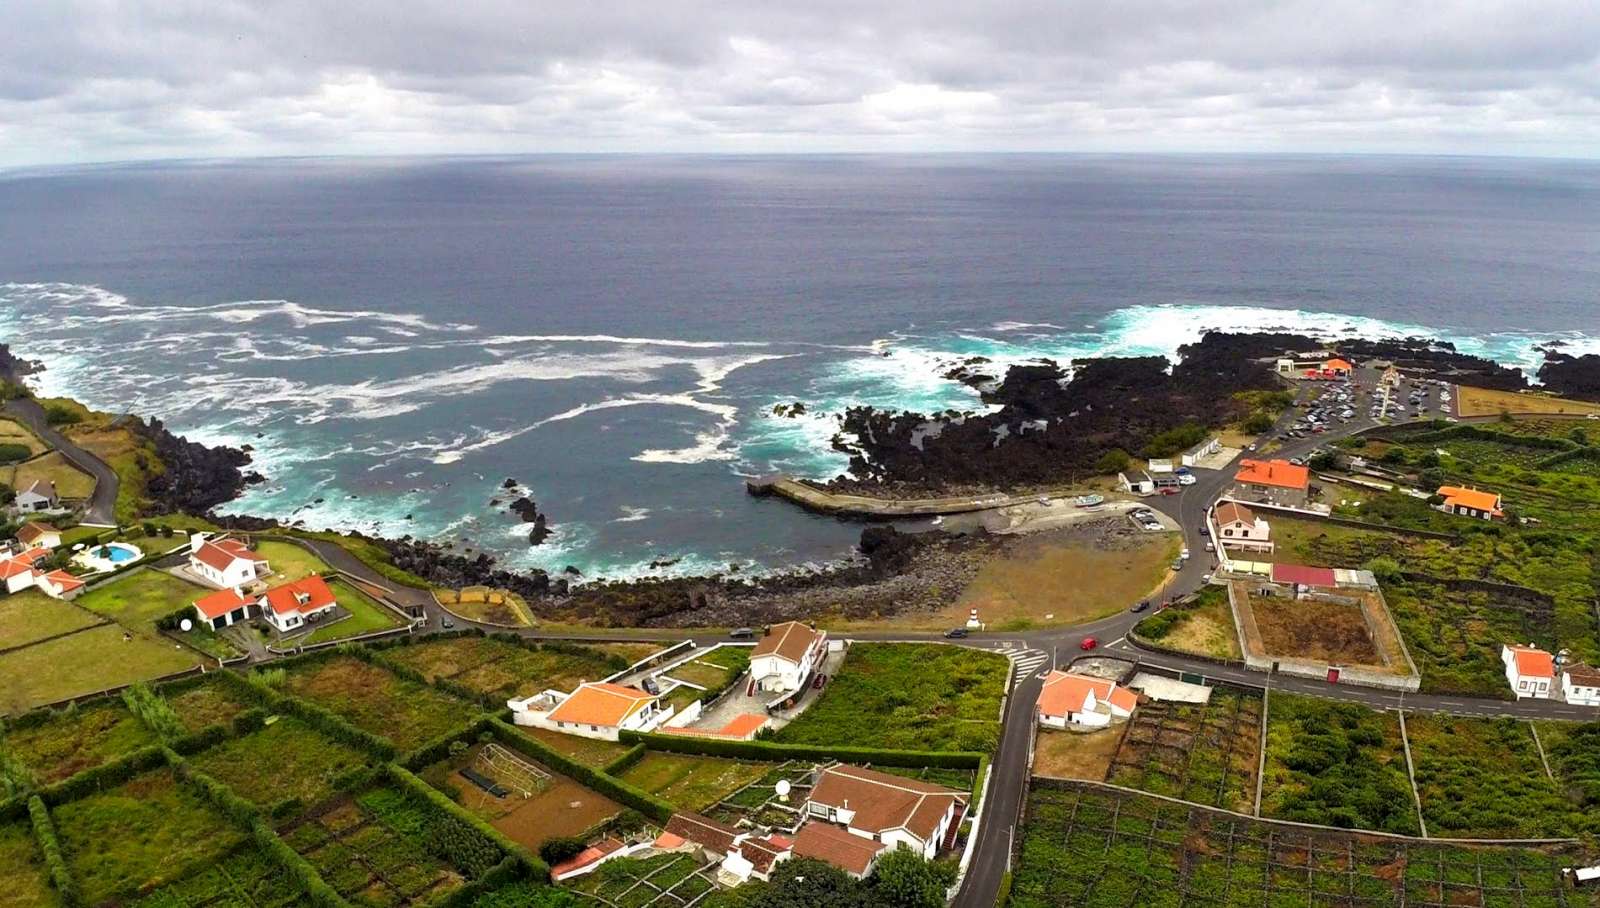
[1072,494,1105,508]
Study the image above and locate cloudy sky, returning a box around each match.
[3,0,1599,168]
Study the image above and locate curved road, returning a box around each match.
[3,398,120,526]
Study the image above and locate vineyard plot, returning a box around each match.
[1107,685,1262,813]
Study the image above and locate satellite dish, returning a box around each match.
[179,618,193,632]
[775,780,792,800]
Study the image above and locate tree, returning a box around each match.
[746,859,865,908]
[1242,411,1274,434]
[538,836,588,866]
[42,403,82,427]
[865,849,957,908]
[1380,446,1408,465]
[1308,451,1338,472]
[1094,448,1131,474]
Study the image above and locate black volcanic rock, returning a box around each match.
[136,417,260,516]
[1537,351,1600,402]
[508,496,540,522]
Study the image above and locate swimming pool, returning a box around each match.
[101,543,139,563]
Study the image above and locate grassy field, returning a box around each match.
[167,677,252,735]
[72,567,243,660]
[127,844,307,908]
[0,623,200,715]
[253,540,331,583]
[616,753,770,812]
[1131,585,1240,660]
[300,579,403,645]
[0,821,57,908]
[1,699,159,785]
[1406,714,1584,838]
[1456,385,1600,417]
[1107,686,1261,814]
[1032,728,1122,781]
[1386,576,1551,697]
[0,418,46,458]
[191,717,372,814]
[281,656,475,750]
[1010,782,1592,908]
[1260,694,1419,835]
[0,593,102,651]
[947,532,1179,631]
[53,767,249,905]
[515,726,632,769]
[380,635,630,700]
[1530,721,1600,828]
[772,643,1008,752]
[664,647,750,692]
[5,451,95,500]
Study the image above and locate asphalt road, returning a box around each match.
[3,398,120,526]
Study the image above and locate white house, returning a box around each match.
[14,522,61,551]
[1561,663,1600,707]
[0,549,47,594]
[1503,643,1554,700]
[14,480,58,513]
[33,569,85,600]
[1213,501,1273,553]
[749,621,827,694]
[259,575,338,632]
[1147,458,1174,474]
[1036,670,1138,729]
[804,764,966,860]
[188,535,270,589]
[516,681,670,741]
[193,587,256,631]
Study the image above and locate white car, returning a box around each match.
[1178,473,1197,486]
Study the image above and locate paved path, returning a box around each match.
[749,475,1107,517]
[3,398,120,526]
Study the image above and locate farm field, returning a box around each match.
[567,853,716,908]
[1010,781,1595,908]
[71,567,243,660]
[0,699,158,785]
[0,820,56,908]
[128,844,306,908]
[1385,576,1552,697]
[0,418,46,457]
[616,753,771,812]
[1246,592,1380,664]
[1527,721,1600,833]
[167,677,252,734]
[514,725,631,769]
[191,717,372,814]
[422,742,623,851]
[6,451,95,500]
[252,539,331,583]
[280,656,475,751]
[772,643,1008,752]
[0,593,102,651]
[52,767,249,905]
[1032,728,1122,781]
[1107,686,1261,814]
[0,623,201,714]
[1132,585,1240,661]
[379,635,630,701]
[1406,714,1584,838]
[1456,385,1600,417]
[299,579,403,645]
[1260,694,1419,835]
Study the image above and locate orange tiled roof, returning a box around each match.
[752,621,823,665]
[1235,459,1310,491]
[660,713,768,740]
[15,523,57,544]
[809,765,964,843]
[1214,501,1257,527]
[1507,644,1553,679]
[1324,358,1354,371]
[1038,671,1137,718]
[39,570,84,591]
[262,575,336,616]
[192,538,265,572]
[546,682,658,728]
[1437,486,1502,514]
[792,822,885,876]
[194,587,252,620]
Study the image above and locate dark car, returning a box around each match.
[1130,601,1149,613]
[944,627,970,639]
[440,617,454,629]
[729,627,755,640]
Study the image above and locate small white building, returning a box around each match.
[188,535,270,589]
[1561,663,1600,707]
[749,621,827,694]
[1036,670,1137,729]
[1213,501,1273,553]
[14,480,58,513]
[0,550,46,594]
[1147,458,1174,474]
[14,522,61,551]
[1182,437,1222,467]
[515,681,670,741]
[805,764,966,860]
[33,569,85,600]
[1502,643,1554,700]
[1119,471,1156,495]
[193,587,256,631]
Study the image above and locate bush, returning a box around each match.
[42,403,82,427]
[0,443,30,464]
[122,682,186,742]
[618,730,983,770]
[538,836,588,866]
[28,795,77,905]
[1094,449,1131,474]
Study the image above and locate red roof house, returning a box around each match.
[259,575,337,633]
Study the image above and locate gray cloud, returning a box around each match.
[1,0,1598,166]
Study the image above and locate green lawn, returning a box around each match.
[0,624,200,715]
[0,592,102,651]
[0,699,158,785]
[616,753,771,812]
[281,656,476,751]
[0,821,57,908]
[191,717,371,815]
[166,678,252,735]
[300,580,403,645]
[253,540,332,583]
[54,768,249,906]
[1407,714,1585,838]
[773,643,1009,752]
[380,636,630,701]
[1260,694,1419,835]
[516,726,631,770]
[71,568,241,660]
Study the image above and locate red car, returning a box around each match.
[1079,637,1098,651]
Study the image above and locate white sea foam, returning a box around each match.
[613,506,652,523]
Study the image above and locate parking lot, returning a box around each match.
[1266,367,1453,465]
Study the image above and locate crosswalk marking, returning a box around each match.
[1009,649,1049,688]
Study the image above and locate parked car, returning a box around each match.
[1204,541,1215,552]
[440,617,454,629]
[1178,473,1196,486]
[1079,637,1098,651]
[730,627,755,640]
[1130,601,1149,613]
[944,627,970,639]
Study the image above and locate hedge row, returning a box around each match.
[170,754,352,908]
[601,743,647,777]
[28,795,77,906]
[37,744,168,807]
[399,715,495,773]
[432,855,530,908]
[347,644,502,712]
[618,730,985,770]
[487,719,673,823]
[382,764,549,881]
[214,669,398,761]
[1536,445,1600,469]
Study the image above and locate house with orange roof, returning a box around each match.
[259,575,338,632]
[1213,501,1272,553]
[791,821,888,878]
[187,534,270,589]
[14,522,61,551]
[749,621,828,694]
[527,680,669,740]
[1036,670,1138,729]
[1233,459,1312,507]
[192,587,257,631]
[33,569,86,600]
[1323,357,1354,375]
[1502,643,1554,700]
[1436,485,1503,521]
[0,548,49,594]
[805,764,967,860]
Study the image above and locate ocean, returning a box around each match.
[1,154,1597,579]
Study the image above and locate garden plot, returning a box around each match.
[0,820,56,908]
[281,656,475,751]
[0,698,158,785]
[380,636,630,701]
[166,676,253,735]
[52,767,250,906]
[1107,685,1261,813]
[565,853,718,908]
[1009,781,1594,908]
[1406,714,1585,839]
[1260,694,1419,835]
[420,742,622,852]
[1387,576,1556,697]
[191,717,372,817]
[515,725,631,770]
[772,643,1008,753]
[129,844,307,908]
[616,753,771,813]
[702,761,817,830]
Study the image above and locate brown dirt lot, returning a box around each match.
[1249,595,1379,664]
[1456,385,1600,418]
[427,744,622,850]
[1033,728,1122,781]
